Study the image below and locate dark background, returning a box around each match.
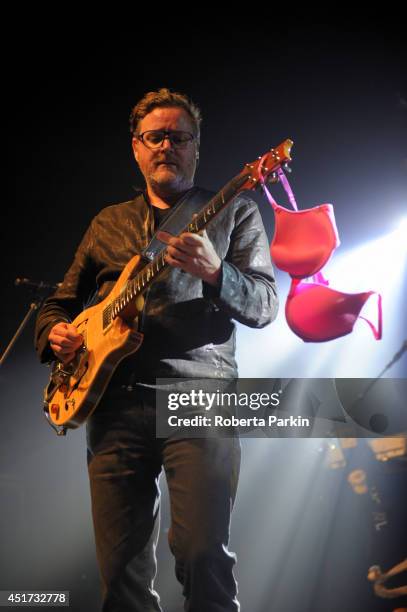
[3,15,407,612]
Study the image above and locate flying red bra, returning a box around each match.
[260,165,382,343]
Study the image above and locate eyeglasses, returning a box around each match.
[135,129,195,149]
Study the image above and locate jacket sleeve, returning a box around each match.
[203,195,279,328]
[34,221,98,363]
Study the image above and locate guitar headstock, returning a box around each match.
[238,139,294,192]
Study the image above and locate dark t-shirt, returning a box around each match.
[152,205,170,228]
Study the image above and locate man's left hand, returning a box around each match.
[157,229,221,287]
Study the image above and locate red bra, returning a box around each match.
[260,166,382,343]
[271,202,339,278]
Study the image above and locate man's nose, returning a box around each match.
[160,135,174,150]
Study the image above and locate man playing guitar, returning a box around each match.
[35,88,279,611]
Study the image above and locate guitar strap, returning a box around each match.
[141,186,215,262]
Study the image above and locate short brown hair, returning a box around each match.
[129,88,202,141]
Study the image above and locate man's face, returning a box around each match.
[132,106,199,198]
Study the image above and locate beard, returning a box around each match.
[148,164,195,198]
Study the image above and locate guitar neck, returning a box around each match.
[107,139,293,321]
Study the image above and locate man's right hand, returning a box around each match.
[48,322,83,363]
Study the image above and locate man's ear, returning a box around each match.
[132,138,139,163]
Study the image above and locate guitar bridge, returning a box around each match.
[44,357,78,405]
[51,361,75,386]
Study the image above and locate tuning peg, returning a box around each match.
[282,162,292,173]
[267,172,278,184]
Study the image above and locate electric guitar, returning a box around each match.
[43,140,293,434]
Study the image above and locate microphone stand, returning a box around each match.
[0,279,59,368]
[350,340,407,405]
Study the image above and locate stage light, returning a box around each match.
[397,215,407,234]
[391,216,407,253]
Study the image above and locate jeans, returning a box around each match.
[86,386,241,612]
